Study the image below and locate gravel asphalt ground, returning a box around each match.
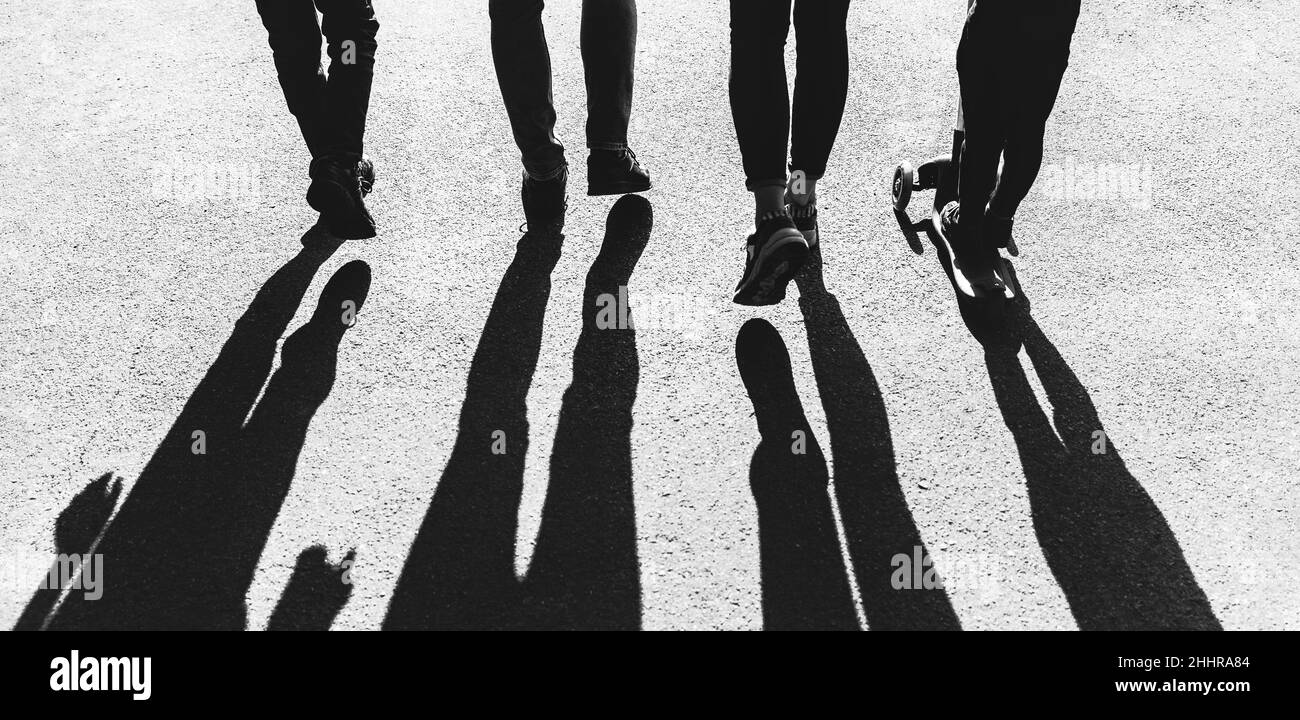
[1,0,1296,630]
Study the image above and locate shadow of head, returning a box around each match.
[267,545,357,631]
[13,473,124,630]
[56,472,123,555]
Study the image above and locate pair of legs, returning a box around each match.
[489,0,643,181]
[955,0,1080,251]
[728,0,850,306]
[729,0,851,222]
[255,0,379,160]
[256,0,379,239]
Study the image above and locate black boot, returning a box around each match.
[587,148,651,196]
[521,165,568,235]
[307,154,377,240]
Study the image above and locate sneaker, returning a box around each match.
[587,148,652,196]
[733,214,809,306]
[521,165,568,234]
[307,154,376,240]
[785,193,819,248]
[939,201,1003,294]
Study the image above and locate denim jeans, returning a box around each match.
[489,0,638,180]
[729,0,851,191]
[255,0,379,160]
[957,0,1079,227]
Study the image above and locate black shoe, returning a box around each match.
[940,201,1003,294]
[307,155,376,240]
[587,148,651,196]
[785,193,819,248]
[982,210,1014,250]
[733,214,809,306]
[521,165,568,234]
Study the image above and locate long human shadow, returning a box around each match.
[384,195,650,630]
[381,226,562,630]
[524,195,650,630]
[33,232,371,630]
[736,319,859,631]
[983,294,1222,630]
[786,251,962,630]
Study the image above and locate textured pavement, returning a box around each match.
[1,0,1296,630]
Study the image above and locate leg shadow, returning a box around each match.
[225,260,371,608]
[524,194,651,630]
[385,197,652,631]
[984,298,1222,630]
[792,252,962,630]
[383,230,563,630]
[43,236,370,629]
[736,319,859,631]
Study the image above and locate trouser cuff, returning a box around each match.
[524,160,569,181]
[746,177,788,192]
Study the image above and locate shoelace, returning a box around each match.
[356,161,374,196]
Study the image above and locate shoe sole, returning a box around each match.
[733,229,809,306]
[587,179,652,197]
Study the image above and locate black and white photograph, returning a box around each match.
[0,0,1289,701]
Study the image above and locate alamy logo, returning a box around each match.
[1037,155,1154,210]
[49,651,151,701]
[0,552,103,601]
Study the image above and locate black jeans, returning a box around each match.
[957,0,1079,229]
[729,0,851,191]
[489,0,638,180]
[255,0,379,160]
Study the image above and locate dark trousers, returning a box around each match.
[255,0,379,160]
[957,0,1079,230]
[729,0,851,191]
[489,0,638,180]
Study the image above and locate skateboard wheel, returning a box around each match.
[892,163,914,211]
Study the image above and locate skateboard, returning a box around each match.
[891,154,1020,300]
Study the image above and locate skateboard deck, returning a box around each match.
[926,208,1019,300]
